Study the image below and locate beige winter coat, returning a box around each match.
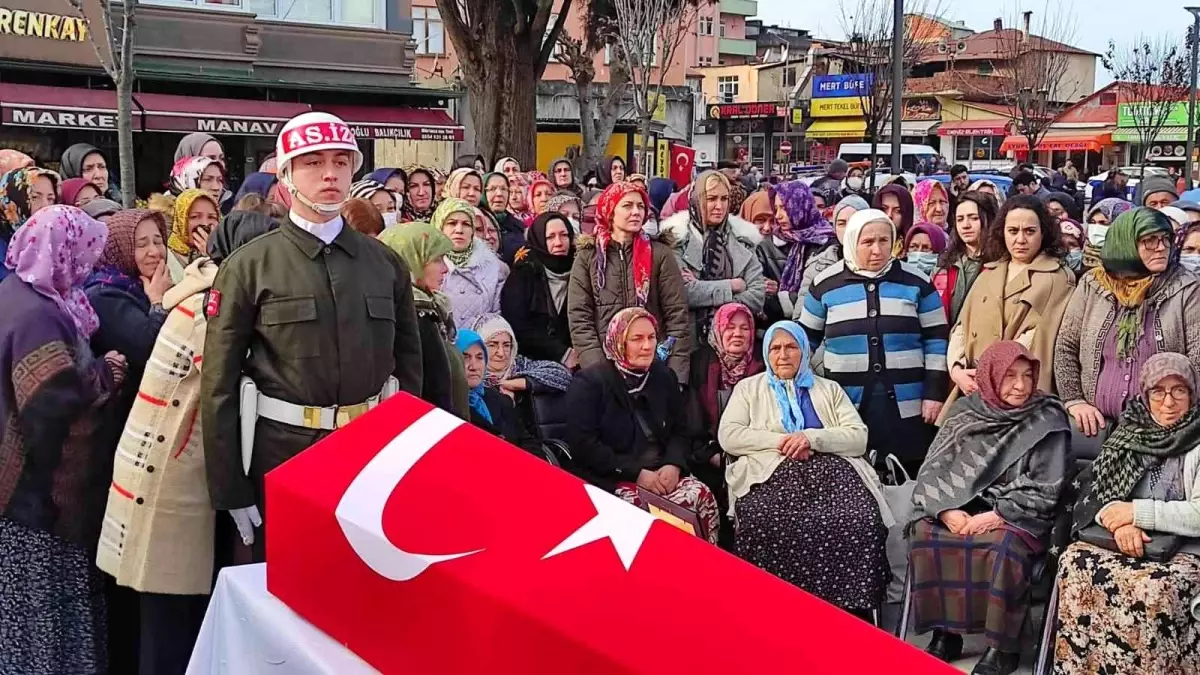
[96,259,217,595]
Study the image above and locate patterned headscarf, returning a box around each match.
[593,181,653,307]
[400,167,439,222]
[432,198,477,268]
[771,180,835,293]
[168,189,218,257]
[913,179,949,226]
[727,179,748,215]
[1085,198,1133,226]
[842,208,897,279]
[506,171,532,216]
[169,155,224,196]
[527,176,555,218]
[0,167,59,241]
[709,303,755,388]
[1075,352,1200,532]
[471,313,519,385]
[349,179,401,210]
[454,328,493,424]
[762,321,821,434]
[603,306,658,384]
[967,179,1006,206]
[494,157,520,173]
[0,149,34,175]
[546,191,583,217]
[5,205,107,338]
[689,171,735,283]
[443,167,483,202]
[975,341,1042,410]
[99,209,168,286]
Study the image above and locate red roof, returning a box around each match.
[921,28,1095,64]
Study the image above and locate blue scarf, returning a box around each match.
[455,329,493,424]
[763,321,823,433]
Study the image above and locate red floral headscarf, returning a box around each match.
[708,302,755,388]
[593,181,653,307]
[603,306,658,377]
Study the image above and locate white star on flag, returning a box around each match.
[543,484,656,571]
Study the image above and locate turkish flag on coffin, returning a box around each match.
[266,394,954,674]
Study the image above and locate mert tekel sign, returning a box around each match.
[0,1,109,68]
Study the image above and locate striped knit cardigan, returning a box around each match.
[798,260,949,419]
[96,259,217,595]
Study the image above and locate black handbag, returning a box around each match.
[1077,524,1184,563]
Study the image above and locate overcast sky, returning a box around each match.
[758,0,1196,86]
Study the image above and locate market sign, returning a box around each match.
[903,98,939,121]
[707,102,784,120]
[812,74,873,99]
[347,124,464,142]
[4,105,122,130]
[810,97,867,118]
[1117,101,1200,128]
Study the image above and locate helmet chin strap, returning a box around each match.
[283,173,345,216]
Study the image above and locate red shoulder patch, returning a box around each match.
[205,289,222,318]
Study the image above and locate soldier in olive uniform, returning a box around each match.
[202,112,423,560]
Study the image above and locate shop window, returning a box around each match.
[413,7,445,55]
[698,56,713,67]
[954,136,972,162]
[233,0,381,27]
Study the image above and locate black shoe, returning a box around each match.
[971,647,1019,675]
[925,629,963,662]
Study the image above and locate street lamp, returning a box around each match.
[1186,8,1200,190]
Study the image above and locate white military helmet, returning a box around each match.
[275,111,363,177]
[275,112,362,215]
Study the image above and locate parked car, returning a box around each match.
[1085,165,1169,202]
[838,143,939,176]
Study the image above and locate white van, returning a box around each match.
[837,143,940,175]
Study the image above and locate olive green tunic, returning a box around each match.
[201,220,423,514]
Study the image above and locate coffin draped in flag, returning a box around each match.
[266,394,954,674]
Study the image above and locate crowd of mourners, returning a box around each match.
[1,113,1198,675]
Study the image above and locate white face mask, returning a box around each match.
[1087,223,1109,247]
[846,176,864,191]
[907,251,937,276]
[1181,253,1200,274]
[382,211,398,229]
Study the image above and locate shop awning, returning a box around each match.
[805,118,867,140]
[319,105,465,142]
[0,83,130,131]
[999,131,1112,153]
[938,119,1011,136]
[1112,127,1191,143]
[135,93,311,136]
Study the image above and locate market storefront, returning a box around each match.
[999,131,1111,172]
[0,82,463,196]
[938,120,1010,171]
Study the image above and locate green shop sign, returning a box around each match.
[1118,101,1200,128]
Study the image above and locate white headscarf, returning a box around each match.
[470,313,518,383]
[842,208,897,279]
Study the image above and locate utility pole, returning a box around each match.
[891,0,904,174]
[1187,8,1200,190]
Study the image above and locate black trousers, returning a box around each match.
[138,592,209,675]
[860,382,934,476]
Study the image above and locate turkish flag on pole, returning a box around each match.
[267,394,954,674]
[669,143,695,190]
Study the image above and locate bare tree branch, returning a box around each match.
[611,0,698,172]
[990,2,1079,159]
[1103,32,1190,171]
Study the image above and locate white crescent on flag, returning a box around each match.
[335,408,483,581]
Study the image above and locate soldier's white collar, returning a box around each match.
[289,211,343,245]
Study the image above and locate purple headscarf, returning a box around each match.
[5,205,107,338]
[770,180,835,293]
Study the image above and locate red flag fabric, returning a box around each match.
[266,394,955,674]
[669,143,695,190]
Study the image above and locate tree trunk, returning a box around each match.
[116,5,136,207]
[463,25,539,170]
[576,79,600,173]
[638,106,654,175]
[868,131,879,193]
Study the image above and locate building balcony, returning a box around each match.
[718,37,757,57]
[720,0,758,17]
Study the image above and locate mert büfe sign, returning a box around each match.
[812,74,873,99]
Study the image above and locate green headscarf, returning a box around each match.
[431,197,477,268]
[379,221,454,316]
[1100,207,1172,279]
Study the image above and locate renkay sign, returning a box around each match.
[0,0,109,67]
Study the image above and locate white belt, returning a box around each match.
[257,391,382,431]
